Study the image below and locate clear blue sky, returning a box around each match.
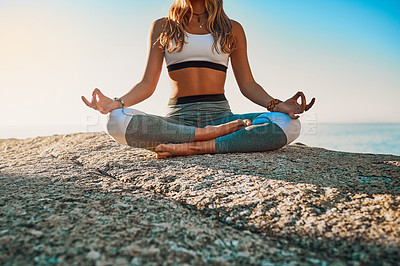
[1,0,399,132]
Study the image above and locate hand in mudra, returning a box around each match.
[276,91,315,119]
[81,88,115,114]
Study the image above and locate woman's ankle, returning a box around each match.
[194,119,251,141]
[156,140,216,158]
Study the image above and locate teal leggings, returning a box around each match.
[106,100,301,153]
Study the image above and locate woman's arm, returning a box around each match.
[230,20,314,119]
[82,18,165,114]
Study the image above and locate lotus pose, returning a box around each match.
[82,0,315,159]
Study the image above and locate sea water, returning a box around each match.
[297,123,400,156]
[1,123,399,156]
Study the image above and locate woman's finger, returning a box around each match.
[291,91,302,104]
[292,92,306,114]
[305,97,316,111]
[81,96,94,109]
[94,90,106,112]
[288,111,300,120]
[299,92,306,113]
[91,93,98,110]
[94,88,105,100]
[291,91,301,100]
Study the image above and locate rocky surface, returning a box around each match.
[1,132,399,265]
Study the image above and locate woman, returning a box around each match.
[82,0,315,158]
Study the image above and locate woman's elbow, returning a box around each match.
[238,81,257,96]
[138,80,157,98]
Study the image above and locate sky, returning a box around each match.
[1,0,400,135]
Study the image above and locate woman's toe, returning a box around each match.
[156,144,167,152]
[156,144,173,159]
[156,152,167,159]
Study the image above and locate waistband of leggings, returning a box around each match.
[168,94,227,105]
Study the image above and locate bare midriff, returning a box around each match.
[168,67,227,98]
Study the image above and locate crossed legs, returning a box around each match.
[106,108,298,159]
[156,119,252,159]
[155,112,300,158]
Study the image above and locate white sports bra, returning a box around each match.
[164,32,230,72]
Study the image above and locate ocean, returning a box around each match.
[1,123,399,156]
[296,123,400,156]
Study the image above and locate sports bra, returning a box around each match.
[164,32,230,73]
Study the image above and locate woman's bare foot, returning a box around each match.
[194,119,251,141]
[156,140,216,159]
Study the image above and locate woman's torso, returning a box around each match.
[164,27,230,98]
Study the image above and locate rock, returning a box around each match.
[0,132,399,265]
[0,235,15,245]
[30,229,44,238]
[86,250,101,260]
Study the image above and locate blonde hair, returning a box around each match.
[159,0,235,54]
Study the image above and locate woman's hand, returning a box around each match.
[81,88,120,114]
[275,91,315,119]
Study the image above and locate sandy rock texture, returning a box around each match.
[1,132,399,265]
